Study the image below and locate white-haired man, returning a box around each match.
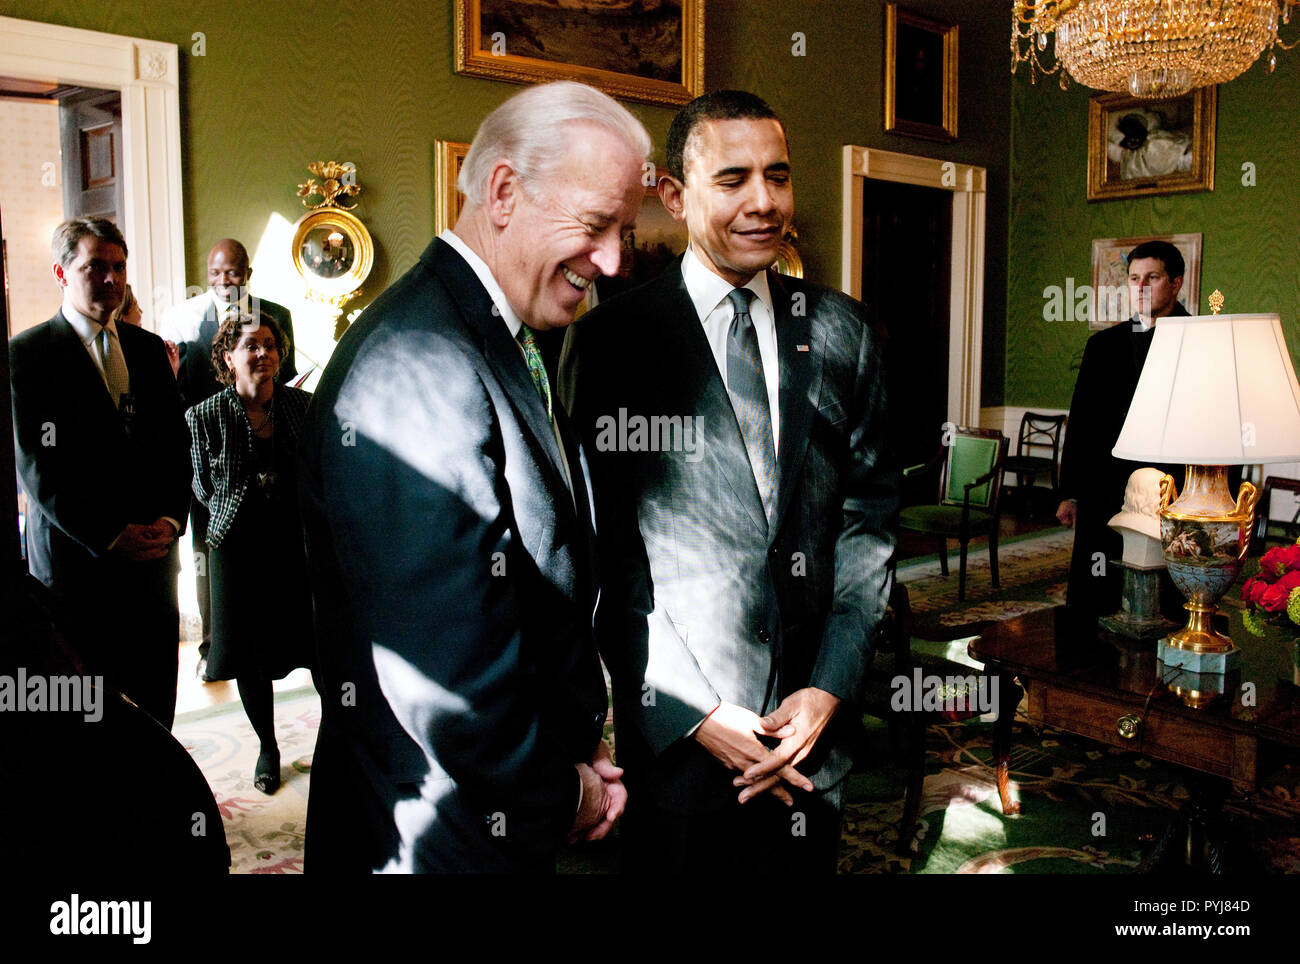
[300,81,649,872]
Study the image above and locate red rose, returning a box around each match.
[1259,571,1300,612]
[1242,577,1270,605]
[1261,545,1300,578]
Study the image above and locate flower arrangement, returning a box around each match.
[1240,539,1300,636]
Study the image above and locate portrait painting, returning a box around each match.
[884,4,958,142]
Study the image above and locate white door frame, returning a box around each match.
[0,16,185,331]
[841,145,987,428]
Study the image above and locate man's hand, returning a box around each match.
[163,340,180,378]
[1056,499,1077,527]
[570,762,609,843]
[695,701,811,806]
[738,688,841,803]
[115,518,177,561]
[574,740,626,843]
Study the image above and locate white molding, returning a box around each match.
[842,145,987,428]
[0,16,185,332]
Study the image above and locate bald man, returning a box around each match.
[161,239,297,677]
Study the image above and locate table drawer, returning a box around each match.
[1025,682,1257,788]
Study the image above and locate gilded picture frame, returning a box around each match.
[884,4,958,143]
[454,0,705,108]
[1087,87,1216,202]
[1088,232,1202,331]
[435,139,470,236]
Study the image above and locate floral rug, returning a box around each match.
[840,716,1300,874]
[175,688,319,874]
[899,528,1074,637]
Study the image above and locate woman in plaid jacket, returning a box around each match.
[186,314,315,794]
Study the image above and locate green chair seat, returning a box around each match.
[900,504,995,536]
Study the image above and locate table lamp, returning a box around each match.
[1112,304,1300,674]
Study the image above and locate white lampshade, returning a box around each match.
[1113,313,1300,465]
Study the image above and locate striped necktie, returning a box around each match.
[725,287,776,520]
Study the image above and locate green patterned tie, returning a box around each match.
[516,324,553,424]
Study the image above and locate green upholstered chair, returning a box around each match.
[900,427,1008,601]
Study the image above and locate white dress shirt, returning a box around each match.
[681,248,781,454]
[159,289,247,344]
[439,230,576,504]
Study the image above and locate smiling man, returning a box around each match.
[564,90,898,872]
[1056,239,1190,616]
[299,81,650,873]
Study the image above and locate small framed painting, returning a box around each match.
[884,4,958,143]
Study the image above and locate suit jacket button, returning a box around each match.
[758,629,772,644]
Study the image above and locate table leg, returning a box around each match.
[992,671,1022,815]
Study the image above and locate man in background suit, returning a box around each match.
[1056,239,1189,615]
[161,238,297,681]
[10,217,192,728]
[565,90,898,872]
[300,81,649,872]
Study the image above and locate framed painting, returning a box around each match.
[1089,232,1202,331]
[454,0,704,108]
[434,139,470,236]
[592,167,688,304]
[884,4,958,143]
[1087,87,1216,201]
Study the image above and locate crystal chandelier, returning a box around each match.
[1012,0,1299,98]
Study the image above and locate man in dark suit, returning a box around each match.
[299,81,650,872]
[10,217,192,729]
[564,90,898,872]
[161,238,297,681]
[1056,239,1189,615]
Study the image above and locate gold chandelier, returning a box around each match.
[1012,0,1299,97]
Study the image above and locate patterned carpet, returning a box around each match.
[172,529,1300,873]
[899,527,1074,637]
[175,689,319,874]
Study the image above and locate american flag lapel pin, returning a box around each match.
[796,344,810,352]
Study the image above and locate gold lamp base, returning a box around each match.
[1158,465,1258,661]
[1165,603,1234,655]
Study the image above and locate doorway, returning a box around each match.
[860,177,951,476]
[840,146,987,432]
[0,15,185,331]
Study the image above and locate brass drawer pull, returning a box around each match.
[1116,714,1141,740]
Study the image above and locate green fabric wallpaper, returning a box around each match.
[3,0,1010,390]
[1006,58,1300,409]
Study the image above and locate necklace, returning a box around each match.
[248,397,274,435]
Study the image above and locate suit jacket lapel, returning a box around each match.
[656,263,769,535]
[769,271,823,537]
[428,239,572,502]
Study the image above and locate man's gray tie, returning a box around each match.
[98,326,130,409]
[725,287,776,520]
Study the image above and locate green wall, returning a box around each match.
[1006,55,1300,409]
[3,0,1010,394]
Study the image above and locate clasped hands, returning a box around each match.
[115,518,177,561]
[695,687,841,805]
[569,739,626,844]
